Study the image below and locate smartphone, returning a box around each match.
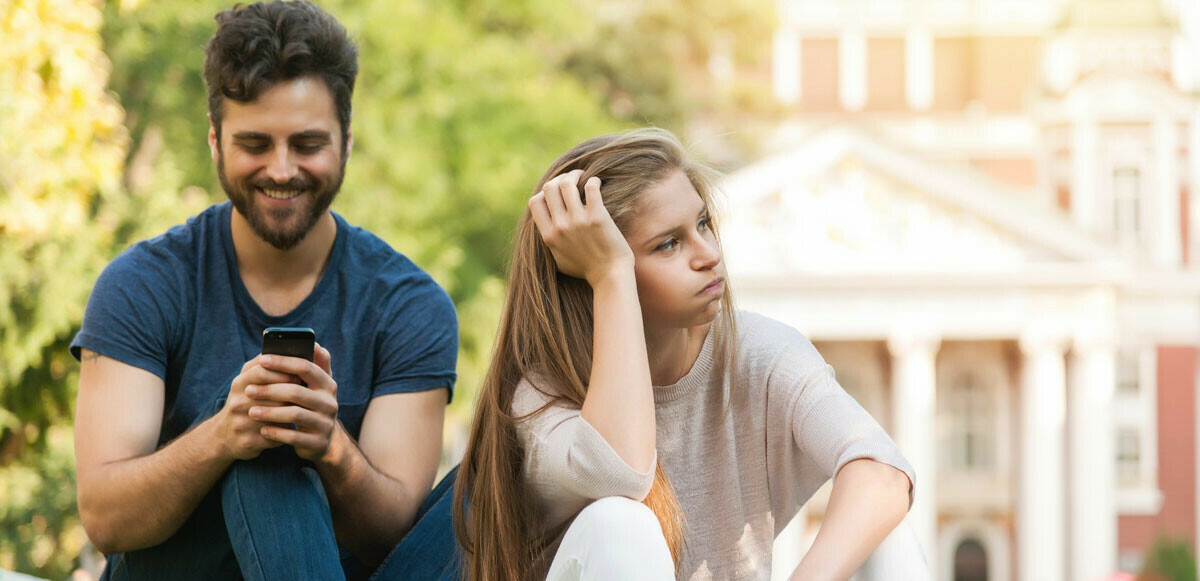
[261,327,315,362]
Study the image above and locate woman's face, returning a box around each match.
[624,169,726,331]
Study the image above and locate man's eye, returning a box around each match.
[240,143,268,154]
[294,143,324,154]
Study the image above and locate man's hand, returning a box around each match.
[213,355,301,460]
[243,343,340,461]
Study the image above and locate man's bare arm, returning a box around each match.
[75,351,232,553]
[75,350,293,553]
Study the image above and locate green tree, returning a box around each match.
[0,0,203,576]
[1140,535,1199,581]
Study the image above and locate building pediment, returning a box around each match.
[719,126,1117,277]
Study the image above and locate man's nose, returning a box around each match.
[264,146,298,183]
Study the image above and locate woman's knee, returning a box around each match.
[549,497,674,580]
[570,496,666,549]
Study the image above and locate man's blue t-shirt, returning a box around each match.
[70,202,458,444]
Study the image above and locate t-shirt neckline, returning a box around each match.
[219,201,345,325]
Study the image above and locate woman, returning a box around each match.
[453,128,920,580]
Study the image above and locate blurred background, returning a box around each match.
[2,0,1199,579]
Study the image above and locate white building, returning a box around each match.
[723,0,1200,579]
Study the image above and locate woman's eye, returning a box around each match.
[698,216,711,230]
[656,238,679,252]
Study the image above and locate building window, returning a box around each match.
[943,373,994,473]
[953,538,989,581]
[1112,166,1142,245]
[1116,427,1141,489]
[1117,349,1140,394]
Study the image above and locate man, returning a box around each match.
[70,2,459,579]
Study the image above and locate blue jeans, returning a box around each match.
[100,396,462,580]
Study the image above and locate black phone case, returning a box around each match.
[261,327,315,362]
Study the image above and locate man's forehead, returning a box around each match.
[220,77,340,133]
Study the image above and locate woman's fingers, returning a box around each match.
[528,191,553,237]
[582,176,602,214]
[543,177,568,223]
[553,170,584,220]
[562,172,587,214]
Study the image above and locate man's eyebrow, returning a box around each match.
[290,130,332,141]
[230,130,333,141]
[640,205,708,247]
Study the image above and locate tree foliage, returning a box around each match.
[0,0,203,575]
[1140,536,1199,581]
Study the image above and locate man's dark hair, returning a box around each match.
[203,1,358,149]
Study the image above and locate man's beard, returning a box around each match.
[217,154,346,251]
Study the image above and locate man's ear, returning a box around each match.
[207,113,219,163]
[345,128,353,162]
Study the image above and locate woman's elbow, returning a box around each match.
[842,458,912,518]
[875,462,913,521]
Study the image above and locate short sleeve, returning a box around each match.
[372,276,459,402]
[791,365,916,507]
[754,314,916,516]
[512,379,656,505]
[69,247,185,380]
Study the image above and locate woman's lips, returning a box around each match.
[699,277,724,296]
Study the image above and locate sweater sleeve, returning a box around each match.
[791,364,916,507]
[512,379,657,507]
[756,317,916,525]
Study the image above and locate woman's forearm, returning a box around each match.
[790,458,912,580]
[580,265,657,473]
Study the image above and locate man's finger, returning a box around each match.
[260,426,327,452]
[249,404,327,429]
[313,342,333,376]
[247,382,336,414]
[259,355,333,390]
[241,366,299,389]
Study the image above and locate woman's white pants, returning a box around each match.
[544,497,930,581]
[545,496,675,581]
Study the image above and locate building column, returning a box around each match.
[1071,119,1099,232]
[1019,330,1068,581]
[1153,117,1182,267]
[1069,309,1118,580]
[839,27,866,111]
[773,26,801,105]
[905,26,932,111]
[888,332,940,569]
[1190,109,1200,266]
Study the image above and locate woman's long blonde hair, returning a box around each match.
[453,128,738,580]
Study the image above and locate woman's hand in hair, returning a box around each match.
[529,169,633,286]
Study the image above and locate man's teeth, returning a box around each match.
[260,188,302,200]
